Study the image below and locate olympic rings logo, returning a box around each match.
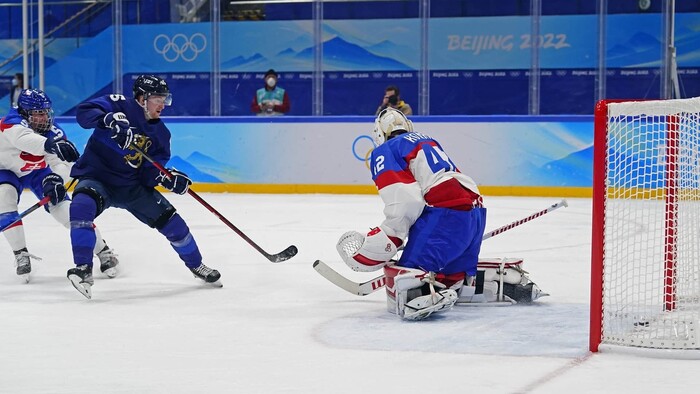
[352,135,377,170]
[153,33,207,62]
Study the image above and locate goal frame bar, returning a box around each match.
[590,99,680,353]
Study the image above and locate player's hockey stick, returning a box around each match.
[314,199,568,295]
[0,178,78,233]
[0,196,51,233]
[131,144,298,263]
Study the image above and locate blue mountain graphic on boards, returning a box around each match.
[511,147,594,187]
[221,53,265,69]
[305,37,411,69]
[606,32,661,66]
[221,36,411,71]
[535,146,594,187]
[168,152,245,183]
[168,156,222,183]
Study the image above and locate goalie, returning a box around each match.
[337,108,545,321]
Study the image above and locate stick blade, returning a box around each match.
[313,260,383,296]
[269,245,298,263]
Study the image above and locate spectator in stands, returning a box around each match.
[251,69,290,116]
[375,85,412,116]
[10,73,25,108]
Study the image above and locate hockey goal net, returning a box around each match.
[591,97,700,357]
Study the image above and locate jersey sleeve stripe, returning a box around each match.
[374,168,416,190]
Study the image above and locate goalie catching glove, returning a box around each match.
[336,226,402,272]
[156,168,192,195]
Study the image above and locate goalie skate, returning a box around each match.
[190,263,223,288]
[67,265,94,299]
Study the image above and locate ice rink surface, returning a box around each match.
[1,193,698,393]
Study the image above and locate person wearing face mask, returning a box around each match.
[251,69,290,116]
[10,73,25,108]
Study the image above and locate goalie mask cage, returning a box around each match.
[591,97,700,358]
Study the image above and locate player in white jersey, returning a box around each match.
[0,89,119,283]
[336,108,488,320]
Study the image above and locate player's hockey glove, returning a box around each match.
[103,112,133,150]
[44,135,80,162]
[157,168,192,195]
[42,173,66,205]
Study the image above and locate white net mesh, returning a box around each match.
[603,97,700,350]
[336,231,364,258]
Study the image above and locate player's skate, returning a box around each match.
[67,264,94,299]
[384,265,458,321]
[189,263,223,288]
[96,244,119,278]
[13,248,41,284]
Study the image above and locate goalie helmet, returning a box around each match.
[132,75,172,106]
[372,107,413,146]
[17,89,53,133]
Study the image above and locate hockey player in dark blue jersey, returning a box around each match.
[66,75,221,299]
[336,108,487,320]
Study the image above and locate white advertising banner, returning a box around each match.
[59,117,593,191]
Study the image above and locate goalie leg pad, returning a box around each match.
[457,258,549,304]
[403,289,458,321]
[457,271,500,303]
[383,265,458,320]
[478,257,526,285]
[384,265,424,315]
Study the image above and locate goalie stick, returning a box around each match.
[314,199,568,296]
[130,144,298,263]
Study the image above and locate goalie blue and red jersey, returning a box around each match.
[369,131,486,275]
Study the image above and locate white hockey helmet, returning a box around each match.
[373,107,413,145]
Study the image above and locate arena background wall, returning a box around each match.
[2,12,699,116]
[56,115,594,197]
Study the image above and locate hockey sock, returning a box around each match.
[0,211,26,251]
[158,213,202,268]
[70,194,98,266]
[0,211,20,228]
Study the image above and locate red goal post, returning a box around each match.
[591,97,700,357]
